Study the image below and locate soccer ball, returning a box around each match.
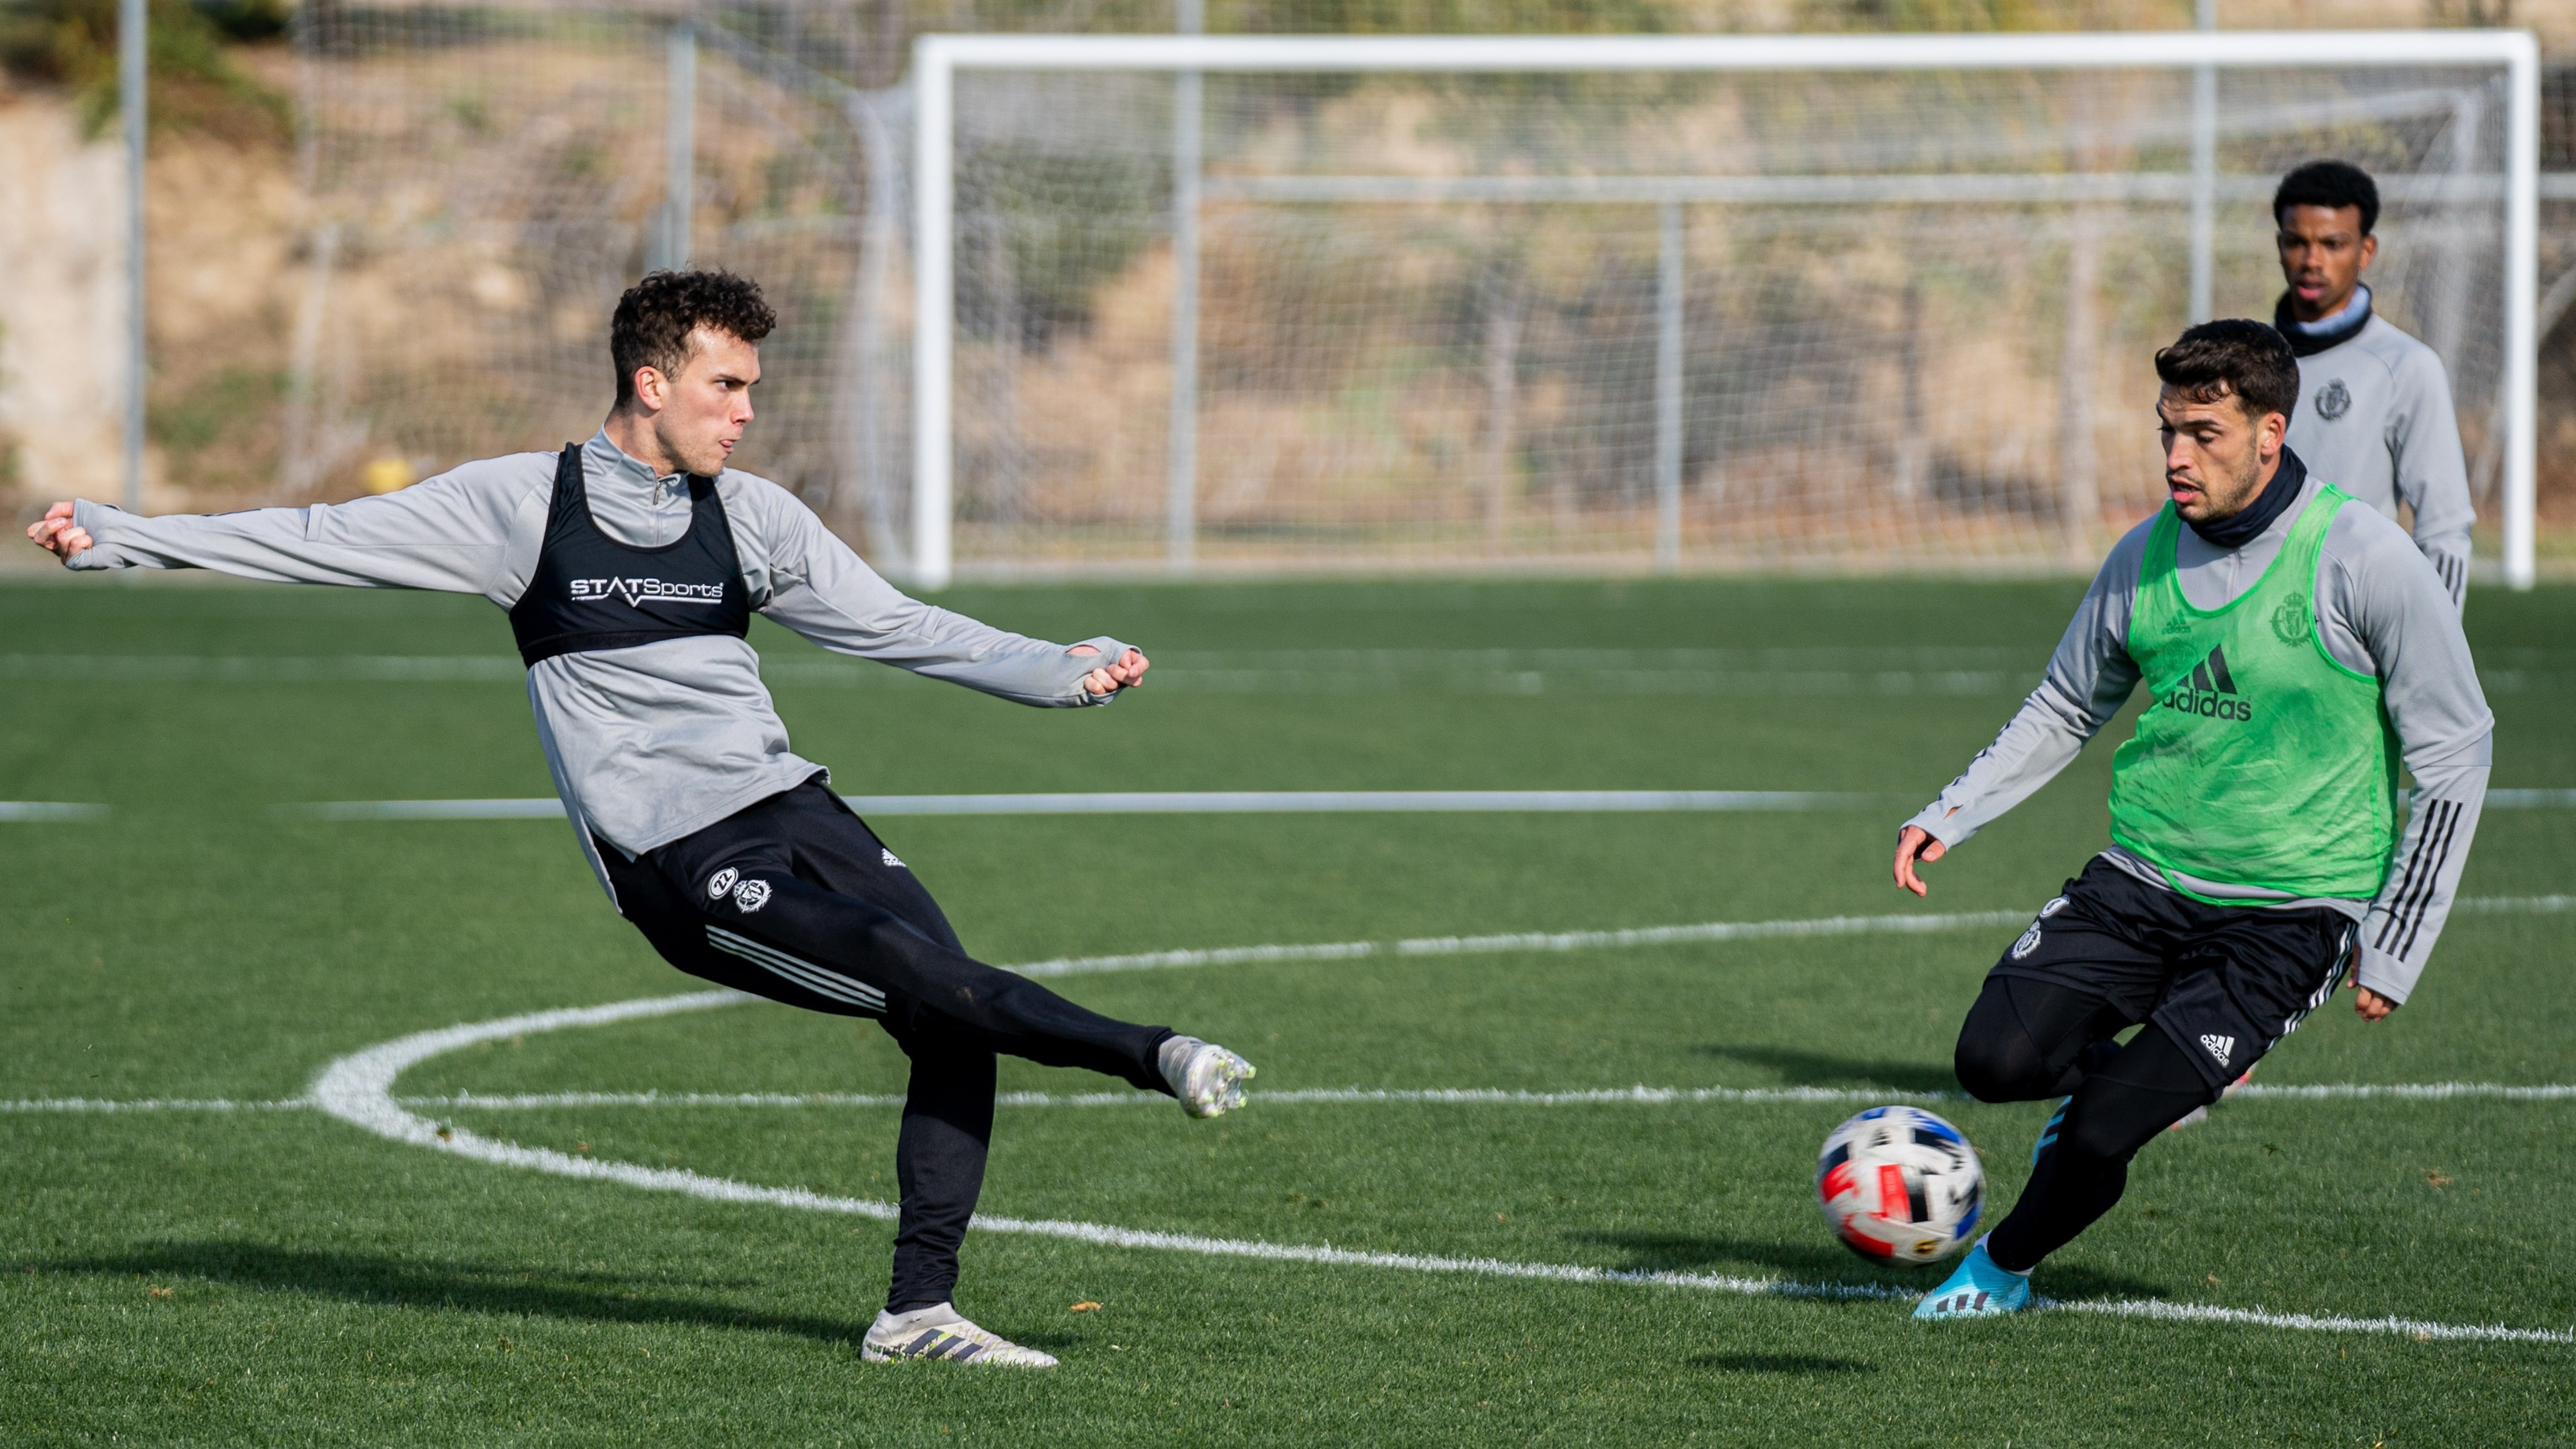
[1815,1105,1984,1265]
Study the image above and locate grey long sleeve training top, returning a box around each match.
[2281,301,2476,609]
[1903,467,2491,1006]
[65,431,1128,883]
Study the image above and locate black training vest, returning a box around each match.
[508,444,753,667]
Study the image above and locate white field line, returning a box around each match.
[302,991,2576,1344]
[15,1080,2576,1116]
[0,803,109,821]
[14,650,2566,700]
[279,899,2576,1345]
[279,791,1872,821]
[23,890,2576,1117]
[1009,908,2034,978]
[277,799,568,821]
[0,1096,310,1113]
[279,795,2576,823]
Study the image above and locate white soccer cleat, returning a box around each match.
[1159,1034,1255,1119]
[862,1304,1058,1367]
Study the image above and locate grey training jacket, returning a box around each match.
[1903,469,2492,1006]
[2284,309,2475,609]
[65,431,1129,894]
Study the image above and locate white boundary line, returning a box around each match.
[279,795,2576,823]
[0,803,110,821]
[14,1080,2576,1115]
[275,904,2576,1345]
[278,791,1873,821]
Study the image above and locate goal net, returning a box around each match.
[286,25,2537,586]
[917,33,2537,583]
[290,1,899,549]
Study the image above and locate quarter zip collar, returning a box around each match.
[585,428,691,505]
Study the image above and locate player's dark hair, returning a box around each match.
[610,270,777,406]
[2273,160,2380,236]
[2154,320,2301,423]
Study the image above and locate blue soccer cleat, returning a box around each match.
[1912,1236,2034,1321]
[2032,1097,2070,1166]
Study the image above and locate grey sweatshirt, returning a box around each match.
[1904,469,2491,1006]
[65,431,1128,890]
[2281,302,2475,609]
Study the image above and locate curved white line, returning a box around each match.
[307,984,2576,1344]
[305,989,1908,1307]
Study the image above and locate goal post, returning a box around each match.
[910,30,2541,588]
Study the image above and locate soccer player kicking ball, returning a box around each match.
[2272,160,2475,609]
[1889,321,2491,1321]
[27,269,1255,1368]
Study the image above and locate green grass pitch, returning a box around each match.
[2,575,2571,1446]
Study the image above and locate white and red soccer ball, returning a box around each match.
[1815,1105,1984,1265]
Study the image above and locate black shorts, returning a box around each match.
[1987,856,2356,1092]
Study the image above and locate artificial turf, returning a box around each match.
[2,575,2570,1445]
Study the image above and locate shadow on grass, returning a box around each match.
[1691,1043,1959,1096]
[1574,1228,1922,1285]
[1688,1352,1873,1376]
[1568,1230,2165,1303]
[44,1241,897,1348]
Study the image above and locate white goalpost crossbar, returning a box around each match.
[910,29,2542,590]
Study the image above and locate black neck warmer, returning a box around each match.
[2187,447,2307,550]
[2273,287,2373,358]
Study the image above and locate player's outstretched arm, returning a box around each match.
[743,477,1143,707]
[1889,526,2149,896]
[24,462,539,600]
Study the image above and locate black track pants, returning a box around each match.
[1951,858,2354,1274]
[1955,977,2218,1272]
[597,780,1175,1311]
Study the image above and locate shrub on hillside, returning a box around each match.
[0,0,289,143]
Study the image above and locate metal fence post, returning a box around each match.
[122,0,147,513]
[2186,0,2217,324]
[1168,0,1203,575]
[658,20,697,270]
[1654,200,1684,573]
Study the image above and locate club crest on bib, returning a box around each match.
[2314,379,2351,422]
[732,878,773,913]
[2269,593,2311,647]
[706,866,739,900]
[2010,923,2043,960]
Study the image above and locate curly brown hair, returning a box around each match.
[2154,320,2301,423]
[610,270,777,405]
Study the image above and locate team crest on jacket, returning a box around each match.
[732,878,773,913]
[2314,379,2351,422]
[707,866,739,900]
[2269,592,2311,647]
[2010,923,2044,960]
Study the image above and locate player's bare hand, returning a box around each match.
[1893,825,1946,898]
[1071,645,1149,696]
[26,502,91,560]
[2352,984,2396,1022]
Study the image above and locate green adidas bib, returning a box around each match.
[2106,485,2397,901]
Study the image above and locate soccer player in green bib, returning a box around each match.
[1891,320,2492,1319]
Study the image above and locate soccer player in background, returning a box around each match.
[1888,321,2489,1319]
[2272,159,2475,609]
[27,269,1256,1368]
